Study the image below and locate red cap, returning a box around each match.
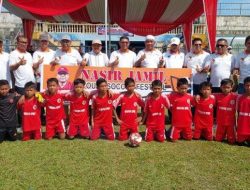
[57,66,69,74]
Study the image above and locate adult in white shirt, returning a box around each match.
[161,37,185,69]
[0,37,12,87]
[83,39,109,67]
[33,33,55,90]
[51,35,84,66]
[183,38,210,95]
[135,35,163,68]
[109,36,136,68]
[9,36,35,95]
[205,38,234,93]
[233,35,250,94]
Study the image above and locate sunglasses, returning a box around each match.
[194,44,202,46]
[19,41,28,44]
[216,44,227,48]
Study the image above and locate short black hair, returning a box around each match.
[220,78,233,87]
[243,76,250,85]
[177,78,188,87]
[192,38,202,45]
[24,81,37,90]
[124,77,135,87]
[245,35,250,46]
[73,78,86,86]
[120,36,129,42]
[199,81,212,90]
[217,38,228,45]
[47,78,59,85]
[96,78,107,87]
[151,80,162,87]
[0,80,9,87]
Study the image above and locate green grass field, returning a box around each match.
[0,126,249,190]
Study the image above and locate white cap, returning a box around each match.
[39,33,49,41]
[169,37,180,45]
[61,34,71,41]
[228,46,232,49]
[92,39,102,45]
[145,35,155,41]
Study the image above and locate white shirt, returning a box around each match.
[163,51,185,68]
[0,52,12,86]
[33,48,55,82]
[9,49,35,88]
[184,51,210,84]
[205,53,234,87]
[234,51,250,84]
[83,51,109,67]
[109,50,136,68]
[136,49,162,68]
[54,48,82,66]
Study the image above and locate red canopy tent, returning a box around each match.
[3,0,217,52]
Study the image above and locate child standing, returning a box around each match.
[193,82,215,141]
[142,80,170,142]
[0,80,19,143]
[64,79,90,139]
[114,78,144,141]
[237,76,250,145]
[18,82,42,141]
[90,78,116,140]
[214,79,237,144]
[42,78,66,140]
[168,78,193,141]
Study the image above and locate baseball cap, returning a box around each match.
[169,37,180,45]
[57,66,69,74]
[61,34,71,41]
[92,39,102,45]
[145,35,155,41]
[39,33,49,41]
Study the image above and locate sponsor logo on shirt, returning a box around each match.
[218,106,232,111]
[99,107,111,111]
[176,106,189,110]
[23,112,36,116]
[124,110,136,113]
[74,109,85,113]
[152,112,162,116]
[239,112,250,116]
[48,106,61,110]
[198,110,211,115]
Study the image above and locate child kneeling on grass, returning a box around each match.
[142,80,170,142]
[64,79,90,139]
[18,82,43,141]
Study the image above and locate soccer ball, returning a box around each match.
[128,133,142,147]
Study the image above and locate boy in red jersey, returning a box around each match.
[142,80,170,142]
[193,82,215,141]
[91,78,116,140]
[214,79,237,144]
[168,78,193,141]
[42,78,66,140]
[18,82,42,141]
[237,76,250,145]
[64,79,90,139]
[114,78,144,141]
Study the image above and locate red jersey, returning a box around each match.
[144,95,170,126]
[237,95,250,135]
[193,96,215,128]
[168,92,193,127]
[92,94,115,126]
[64,94,89,125]
[214,93,237,126]
[42,92,65,125]
[18,97,41,132]
[114,93,145,127]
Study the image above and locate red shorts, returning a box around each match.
[119,124,138,141]
[170,125,192,141]
[215,125,236,144]
[193,125,213,141]
[22,129,42,141]
[67,124,90,138]
[237,134,250,143]
[145,125,165,142]
[90,124,115,140]
[46,120,66,139]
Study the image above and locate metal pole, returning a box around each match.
[108,24,111,56]
[105,0,108,55]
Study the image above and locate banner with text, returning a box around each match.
[41,65,192,97]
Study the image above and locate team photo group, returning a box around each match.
[0,33,250,146]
